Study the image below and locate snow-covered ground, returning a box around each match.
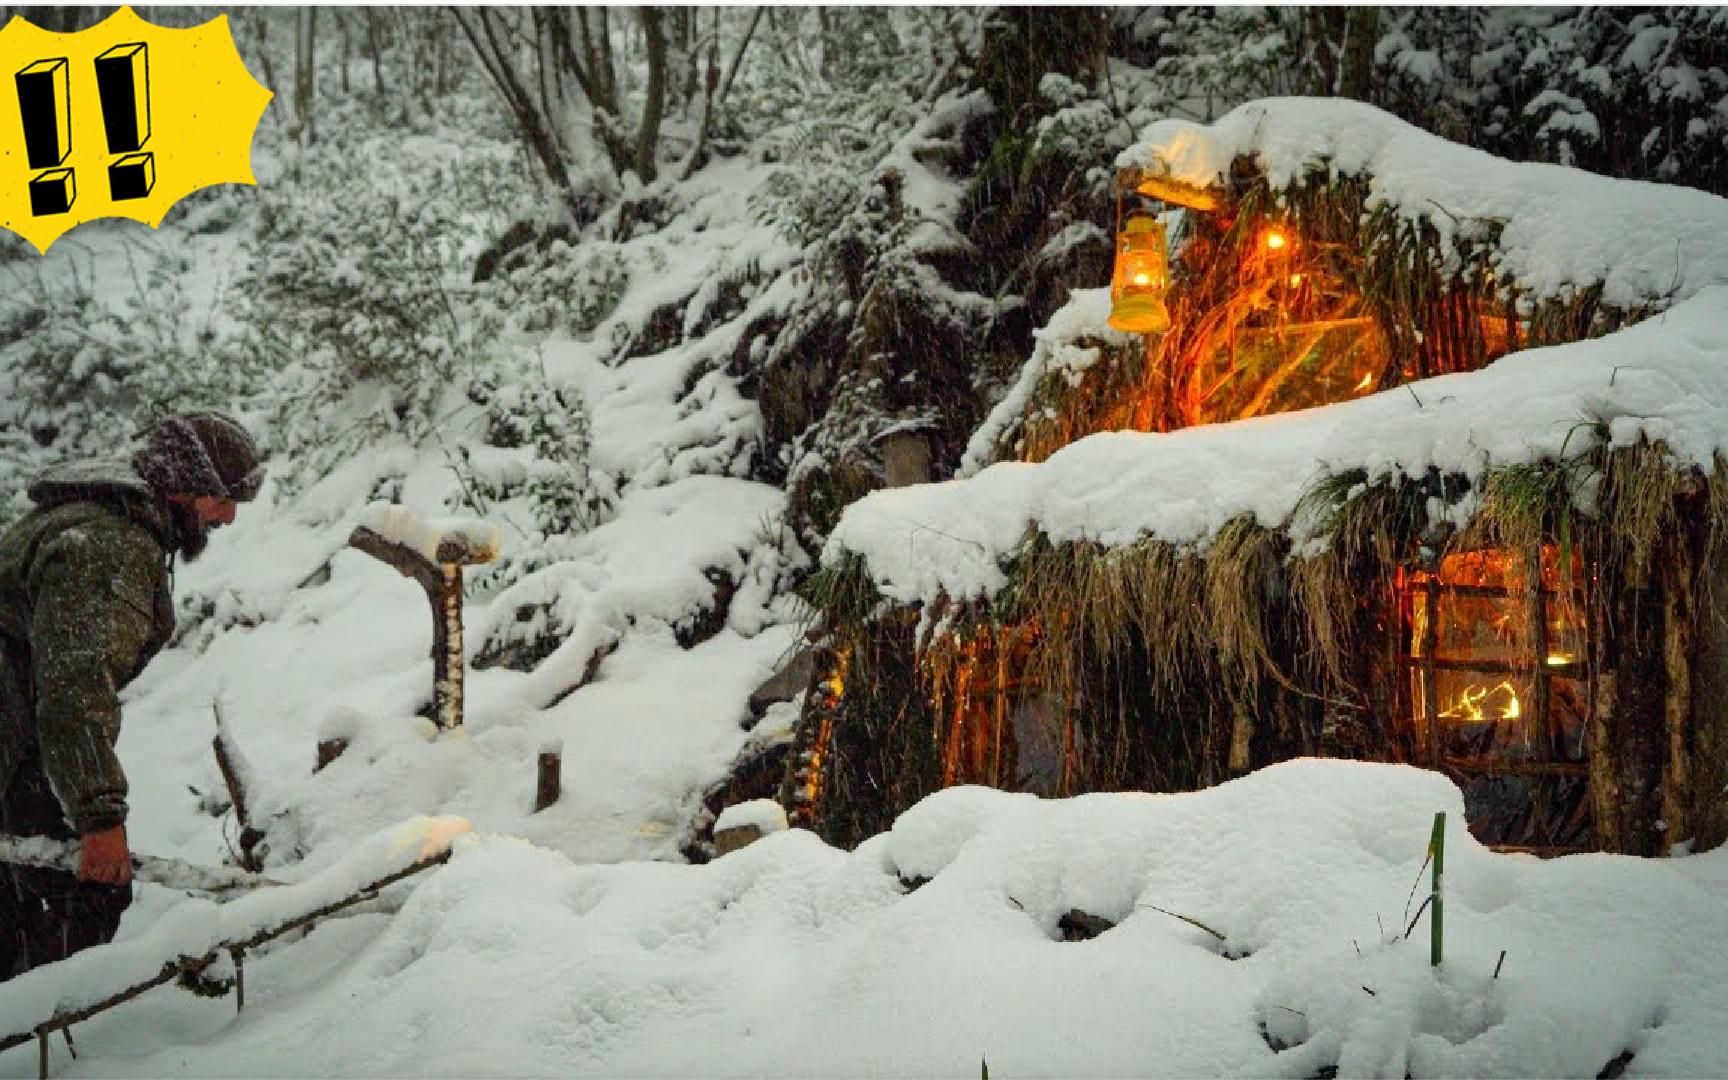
[4,37,1728,1080]
[8,763,1728,1077]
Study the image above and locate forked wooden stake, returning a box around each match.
[348,506,500,730]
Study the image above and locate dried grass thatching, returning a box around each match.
[797,159,1728,854]
[1003,160,1660,460]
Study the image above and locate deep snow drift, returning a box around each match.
[7,763,1728,1078]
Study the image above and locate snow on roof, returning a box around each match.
[826,285,1728,607]
[959,287,1136,478]
[1118,97,1728,313]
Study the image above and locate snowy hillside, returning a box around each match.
[3,8,1728,1078]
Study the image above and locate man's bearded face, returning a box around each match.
[169,501,211,562]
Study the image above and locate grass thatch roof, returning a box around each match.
[802,100,1728,838]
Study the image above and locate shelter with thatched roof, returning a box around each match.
[792,98,1728,857]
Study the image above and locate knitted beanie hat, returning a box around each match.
[132,412,264,502]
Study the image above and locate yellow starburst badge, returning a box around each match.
[0,6,271,252]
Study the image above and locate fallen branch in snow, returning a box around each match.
[0,850,453,1077]
[0,835,278,897]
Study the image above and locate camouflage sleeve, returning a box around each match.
[26,520,161,834]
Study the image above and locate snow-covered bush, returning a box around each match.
[1372,8,1727,191]
[0,241,245,527]
[1121,8,1297,120]
[477,240,631,337]
[751,139,878,250]
[460,362,615,573]
[229,135,521,495]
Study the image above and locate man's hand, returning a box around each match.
[77,825,132,885]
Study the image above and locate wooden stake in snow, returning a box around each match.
[348,505,500,731]
[534,737,563,813]
[211,702,265,872]
[315,708,362,773]
[1429,811,1446,967]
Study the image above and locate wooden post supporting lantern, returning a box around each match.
[1108,212,1172,335]
[349,505,501,731]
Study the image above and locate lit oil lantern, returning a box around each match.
[1108,212,1171,335]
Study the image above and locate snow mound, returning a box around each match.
[1120,97,1728,312]
[715,798,788,836]
[42,763,1728,1077]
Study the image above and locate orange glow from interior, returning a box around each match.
[1442,679,1522,724]
[1406,545,1587,732]
[1264,229,1288,251]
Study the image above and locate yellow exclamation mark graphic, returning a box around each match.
[94,41,152,201]
[14,56,74,215]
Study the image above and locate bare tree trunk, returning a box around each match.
[364,8,386,98]
[1299,7,1344,95]
[531,9,562,159]
[293,7,318,145]
[634,7,668,182]
[680,7,764,180]
[673,8,695,115]
[454,7,582,214]
[252,13,280,125]
[597,8,617,106]
[1338,7,1381,102]
[336,9,351,95]
[816,7,830,80]
[434,11,450,97]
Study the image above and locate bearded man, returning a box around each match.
[0,412,262,980]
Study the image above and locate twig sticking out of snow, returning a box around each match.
[211,701,265,872]
[1136,901,1227,943]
